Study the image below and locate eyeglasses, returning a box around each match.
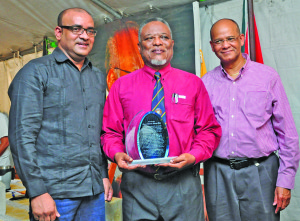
[60,25,97,37]
[212,36,240,45]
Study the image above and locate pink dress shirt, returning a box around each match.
[101,64,221,165]
[202,53,300,189]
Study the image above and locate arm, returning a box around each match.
[8,62,47,198]
[0,136,9,156]
[270,75,300,212]
[101,81,145,171]
[159,79,221,170]
[103,178,113,202]
[189,79,222,163]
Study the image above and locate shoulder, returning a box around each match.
[11,55,53,83]
[171,67,202,82]
[246,61,280,81]
[201,66,222,84]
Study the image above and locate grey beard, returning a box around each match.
[151,59,167,66]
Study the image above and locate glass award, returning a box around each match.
[125,110,175,165]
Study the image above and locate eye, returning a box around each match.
[72,27,81,33]
[213,40,223,44]
[87,29,95,34]
[144,36,154,41]
[227,37,236,42]
[160,35,169,40]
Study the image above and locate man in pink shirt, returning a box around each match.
[202,19,300,221]
[101,17,221,221]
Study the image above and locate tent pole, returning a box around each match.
[193,1,201,78]
[43,37,47,56]
[247,0,256,61]
[91,0,122,19]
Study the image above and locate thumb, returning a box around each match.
[273,191,278,206]
[124,154,133,162]
[56,207,61,217]
[171,155,184,163]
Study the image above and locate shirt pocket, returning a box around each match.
[244,91,267,120]
[44,78,69,108]
[170,96,193,123]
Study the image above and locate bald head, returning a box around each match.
[210,19,240,40]
[57,8,92,26]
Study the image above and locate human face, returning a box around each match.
[55,10,95,64]
[138,21,174,71]
[210,20,245,66]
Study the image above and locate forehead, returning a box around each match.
[62,10,94,26]
[141,21,171,36]
[211,20,239,39]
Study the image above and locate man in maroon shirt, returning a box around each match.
[101,17,221,221]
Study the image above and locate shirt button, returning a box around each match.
[232,98,235,101]
[233,82,236,84]
[86,106,88,110]
[232,151,235,154]
[83,88,85,92]
[231,115,234,118]
[231,133,234,136]
[88,125,91,128]
[90,144,92,147]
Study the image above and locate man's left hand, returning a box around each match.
[157,153,195,170]
[273,186,291,214]
[103,178,113,202]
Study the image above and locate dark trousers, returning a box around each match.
[121,169,205,221]
[204,153,280,221]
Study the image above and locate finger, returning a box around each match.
[275,200,282,214]
[282,198,290,210]
[170,156,185,163]
[108,188,113,201]
[155,163,170,167]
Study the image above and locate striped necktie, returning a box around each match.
[152,72,166,124]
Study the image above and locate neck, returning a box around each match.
[222,57,246,77]
[58,45,85,71]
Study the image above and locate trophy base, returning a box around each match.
[129,157,177,166]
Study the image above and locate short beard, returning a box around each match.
[151,59,167,66]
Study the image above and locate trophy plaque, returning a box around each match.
[125,111,175,165]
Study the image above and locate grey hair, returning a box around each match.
[138,17,173,42]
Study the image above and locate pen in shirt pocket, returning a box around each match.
[172,93,186,103]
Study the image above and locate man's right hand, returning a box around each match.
[31,193,60,221]
[114,152,146,172]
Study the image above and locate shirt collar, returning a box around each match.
[220,53,250,78]
[142,63,172,79]
[52,47,92,69]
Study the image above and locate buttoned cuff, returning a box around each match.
[276,173,296,189]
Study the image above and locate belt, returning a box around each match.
[136,163,200,181]
[212,155,271,170]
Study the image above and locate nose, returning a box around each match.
[79,29,90,39]
[222,39,231,48]
[153,36,163,45]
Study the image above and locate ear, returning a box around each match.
[138,42,141,52]
[210,41,215,52]
[55,26,62,41]
[239,34,245,47]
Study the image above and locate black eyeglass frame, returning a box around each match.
[59,25,97,37]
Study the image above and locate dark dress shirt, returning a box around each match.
[8,47,108,199]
